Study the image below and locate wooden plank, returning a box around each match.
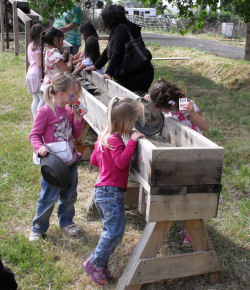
[12,1,19,56]
[184,219,222,283]
[17,7,31,23]
[25,20,31,73]
[150,184,222,195]
[4,0,9,49]
[0,0,4,51]
[138,186,147,214]
[81,71,140,101]
[128,250,220,285]
[150,147,224,186]
[161,115,220,148]
[146,193,219,222]
[116,221,172,290]
[30,9,43,21]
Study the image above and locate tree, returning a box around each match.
[141,0,250,60]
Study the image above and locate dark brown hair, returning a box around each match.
[30,24,43,51]
[101,5,127,31]
[149,79,186,110]
[79,22,98,41]
[85,36,100,64]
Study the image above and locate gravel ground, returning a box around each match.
[142,32,245,59]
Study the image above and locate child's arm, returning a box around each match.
[56,54,73,73]
[29,108,48,154]
[90,144,98,167]
[182,102,209,132]
[110,133,144,170]
[35,52,42,68]
[72,63,85,76]
[66,107,84,140]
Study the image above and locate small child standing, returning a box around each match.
[40,27,73,92]
[26,24,44,119]
[72,36,104,76]
[83,97,144,286]
[146,79,209,244]
[29,73,84,242]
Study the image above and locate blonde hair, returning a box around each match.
[98,97,143,151]
[43,73,74,115]
[73,79,82,95]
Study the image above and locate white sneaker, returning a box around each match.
[61,224,80,236]
[29,231,42,242]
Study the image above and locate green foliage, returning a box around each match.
[28,0,81,22]
[204,10,240,24]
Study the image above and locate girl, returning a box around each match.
[73,22,98,66]
[146,79,209,244]
[26,24,44,119]
[146,79,209,133]
[40,27,73,92]
[83,97,144,286]
[72,36,104,76]
[29,73,84,242]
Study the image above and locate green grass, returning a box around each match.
[0,45,249,289]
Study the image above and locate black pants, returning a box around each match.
[116,63,154,96]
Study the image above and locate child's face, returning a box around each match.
[56,86,74,106]
[54,36,64,50]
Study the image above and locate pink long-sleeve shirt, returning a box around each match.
[29,104,84,163]
[90,134,138,190]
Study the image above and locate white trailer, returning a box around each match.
[125,7,156,17]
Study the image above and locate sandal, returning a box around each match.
[83,260,108,286]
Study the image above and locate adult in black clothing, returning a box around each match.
[85,5,154,95]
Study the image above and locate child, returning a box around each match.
[72,36,104,76]
[146,79,209,244]
[26,24,44,119]
[83,97,144,286]
[40,27,73,92]
[29,73,84,242]
[73,22,98,66]
[146,79,209,133]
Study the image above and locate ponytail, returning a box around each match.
[43,84,56,115]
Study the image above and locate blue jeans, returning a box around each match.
[89,186,125,268]
[32,161,78,234]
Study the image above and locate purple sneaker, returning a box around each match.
[104,266,114,280]
[83,260,108,286]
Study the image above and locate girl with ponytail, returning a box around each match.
[83,97,144,286]
[29,73,85,242]
[40,27,73,92]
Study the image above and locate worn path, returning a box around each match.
[142,32,245,59]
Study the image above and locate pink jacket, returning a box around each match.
[90,134,138,190]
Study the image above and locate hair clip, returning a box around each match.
[168,100,175,105]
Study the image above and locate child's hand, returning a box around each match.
[75,62,81,69]
[38,146,49,157]
[131,131,145,141]
[181,101,195,115]
[144,94,151,102]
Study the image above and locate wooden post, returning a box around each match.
[25,20,31,73]
[12,0,19,55]
[0,0,4,51]
[4,0,9,49]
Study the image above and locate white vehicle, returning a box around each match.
[125,8,156,18]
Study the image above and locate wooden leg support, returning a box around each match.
[184,219,222,284]
[116,219,221,289]
[116,221,173,290]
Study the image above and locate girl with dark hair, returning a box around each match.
[73,22,98,66]
[72,36,104,75]
[26,24,44,119]
[85,4,154,95]
[40,27,73,92]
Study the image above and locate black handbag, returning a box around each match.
[119,25,152,76]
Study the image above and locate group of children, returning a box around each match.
[26,22,209,286]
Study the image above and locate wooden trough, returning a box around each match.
[78,71,224,289]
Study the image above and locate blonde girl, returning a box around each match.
[29,73,85,241]
[83,97,144,286]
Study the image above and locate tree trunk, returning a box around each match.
[245,22,250,61]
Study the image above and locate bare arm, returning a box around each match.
[60,22,79,33]
[56,58,72,73]
[35,53,41,68]
[72,63,85,76]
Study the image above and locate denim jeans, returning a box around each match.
[89,186,125,268]
[32,161,78,234]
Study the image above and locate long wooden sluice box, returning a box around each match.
[79,71,224,290]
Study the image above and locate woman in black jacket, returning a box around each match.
[85,5,154,95]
